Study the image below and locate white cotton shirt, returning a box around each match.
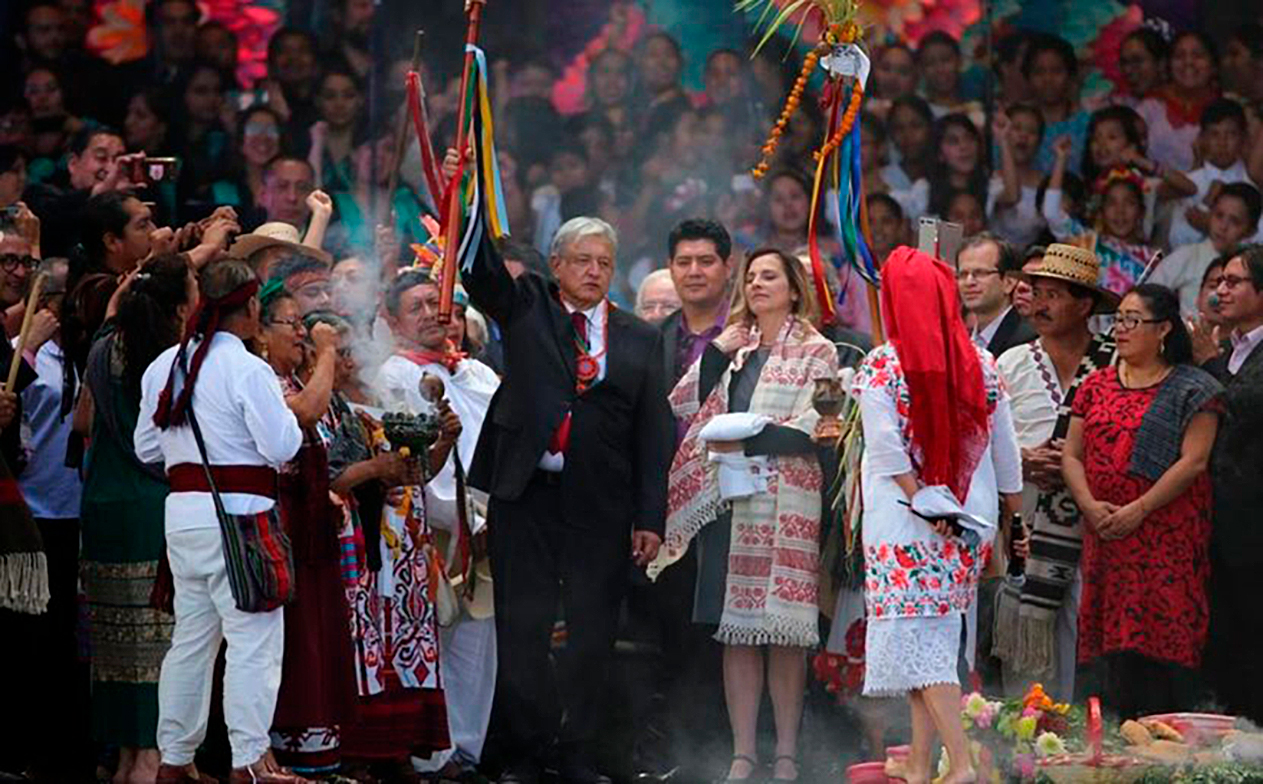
[135,332,303,533]
[1146,239,1220,317]
[376,353,499,531]
[986,177,1046,249]
[538,298,608,472]
[1166,162,1257,250]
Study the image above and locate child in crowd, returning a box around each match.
[531,141,591,255]
[1079,105,1197,239]
[891,112,984,223]
[1167,98,1263,248]
[1151,182,1263,315]
[1045,135,1161,295]
[1026,33,1091,175]
[882,95,934,190]
[865,192,910,263]
[916,31,984,125]
[860,112,891,195]
[946,189,986,237]
[989,103,1047,247]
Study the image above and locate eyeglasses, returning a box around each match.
[955,269,1002,282]
[1114,315,1164,331]
[1218,274,1253,290]
[0,254,37,272]
[267,317,303,330]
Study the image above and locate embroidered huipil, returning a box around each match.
[851,344,1022,621]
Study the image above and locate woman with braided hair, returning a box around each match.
[80,253,194,784]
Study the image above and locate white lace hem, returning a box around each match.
[862,614,961,698]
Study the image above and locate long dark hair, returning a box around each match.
[115,254,193,395]
[1129,284,1192,365]
[928,113,986,218]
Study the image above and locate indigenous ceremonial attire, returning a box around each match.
[377,348,500,771]
[852,248,1023,697]
[652,318,837,648]
[992,335,1114,700]
[1206,326,1263,724]
[322,390,450,764]
[269,374,357,777]
[1072,365,1221,717]
[81,331,174,747]
[464,236,673,772]
[136,332,302,770]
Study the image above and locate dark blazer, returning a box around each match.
[986,308,1037,359]
[465,238,674,536]
[1206,342,1263,550]
[660,308,685,384]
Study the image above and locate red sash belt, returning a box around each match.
[168,464,278,499]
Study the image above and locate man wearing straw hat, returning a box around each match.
[991,243,1118,700]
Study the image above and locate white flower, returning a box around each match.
[1035,732,1067,758]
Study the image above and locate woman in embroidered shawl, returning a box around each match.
[1063,284,1221,719]
[79,254,194,783]
[259,287,357,778]
[651,248,838,784]
[851,247,1022,784]
[301,310,457,780]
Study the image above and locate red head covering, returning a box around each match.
[880,247,990,503]
[153,278,260,430]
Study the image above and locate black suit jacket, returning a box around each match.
[464,238,674,536]
[986,308,1037,358]
[1206,342,1263,552]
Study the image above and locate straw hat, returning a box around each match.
[228,222,332,265]
[1020,243,1121,314]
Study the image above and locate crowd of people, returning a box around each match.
[2,1,1263,784]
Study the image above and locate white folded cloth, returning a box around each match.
[910,485,995,536]
[698,412,771,442]
[709,452,771,500]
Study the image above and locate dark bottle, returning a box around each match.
[1007,513,1026,578]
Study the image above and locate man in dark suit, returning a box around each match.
[957,233,1036,357]
[464,217,674,784]
[1204,245,1263,725]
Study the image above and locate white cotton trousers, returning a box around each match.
[157,527,285,769]
[413,614,498,772]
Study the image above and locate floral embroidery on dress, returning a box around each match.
[864,539,993,619]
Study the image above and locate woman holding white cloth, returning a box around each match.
[851,247,1022,784]
[651,248,839,784]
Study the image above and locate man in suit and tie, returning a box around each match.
[1204,245,1263,725]
[957,233,1036,357]
[464,217,674,784]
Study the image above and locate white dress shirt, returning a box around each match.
[135,332,303,533]
[539,298,608,472]
[974,306,1013,351]
[1228,324,1263,375]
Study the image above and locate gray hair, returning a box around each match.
[635,268,676,314]
[549,216,619,260]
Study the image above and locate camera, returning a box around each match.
[129,156,180,186]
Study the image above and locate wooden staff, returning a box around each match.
[385,30,425,219]
[6,272,47,393]
[439,0,487,325]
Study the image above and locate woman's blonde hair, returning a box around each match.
[728,247,819,327]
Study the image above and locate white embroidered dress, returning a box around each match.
[852,344,1022,696]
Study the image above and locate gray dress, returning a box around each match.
[693,349,770,625]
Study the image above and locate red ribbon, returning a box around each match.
[407,71,447,205]
[398,344,467,374]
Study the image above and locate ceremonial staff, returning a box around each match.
[439,0,487,324]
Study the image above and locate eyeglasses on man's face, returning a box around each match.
[0,254,37,273]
